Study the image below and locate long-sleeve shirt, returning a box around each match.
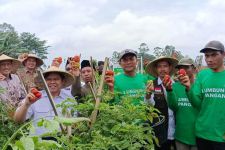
[0,74,26,108]
[71,76,93,103]
[17,68,39,92]
[187,68,225,142]
[25,90,74,136]
[167,82,198,145]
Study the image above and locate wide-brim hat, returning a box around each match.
[0,54,21,73]
[21,54,44,67]
[43,66,74,88]
[146,56,178,77]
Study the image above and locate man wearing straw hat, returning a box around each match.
[14,66,74,136]
[17,53,44,91]
[145,56,178,150]
[0,54,26,108]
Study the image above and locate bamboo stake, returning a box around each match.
[90,56,98,86]
[88,82,97,101]
[89,57,109,127]
[37,70,64,132]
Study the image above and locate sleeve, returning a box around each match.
[15,74,27,100]
[167,90,178,111]
[71,76,82,98]
[187,80,203,110]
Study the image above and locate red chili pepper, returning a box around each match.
[72,55,80,62]
[164,75,172,90]
[70,61,80,69]
[57,57,63,64]
[106,70,114,76]
[164,75,171,83]
[30,88,42,102]
[179,69,186,76]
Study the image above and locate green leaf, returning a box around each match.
[54,117,91,126]
[20,137,34,150]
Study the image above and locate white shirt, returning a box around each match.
[25,90,75,136]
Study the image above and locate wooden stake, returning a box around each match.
[90,57,109,127]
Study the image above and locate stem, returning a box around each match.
[2,121,32,150]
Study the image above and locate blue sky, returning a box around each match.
[0,0,224,66]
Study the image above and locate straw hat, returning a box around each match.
[146,56,178,77]
[43,66,74,88]
[20,53,44,67]
[0,54,21,73]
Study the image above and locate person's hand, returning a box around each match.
[146,80,154,99]
[24,88,42,106]
[146,80,154,94]
[24,92,38,106]
[178,73,191,91]
[18,53,28,62]
[162,75,172,91]
[0,73,6,81]
[71,68,80,77]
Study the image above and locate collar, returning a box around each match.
[42,89,68,99]
[157,77,174,85]
[25,68,37,74]
[4,74,12,80]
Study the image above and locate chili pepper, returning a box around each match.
[70,61,80,69]
[30,88,42,102]
[105,70,114,76]
[179,69,186,76]
[57,57,63,64]
[147,80,153,85]
[164,75,171,83]
[163,75,172,90]
[147,80,154,92]
[72,55,80,62]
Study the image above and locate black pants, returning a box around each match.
[196,137,225,150]
[155,140,176,150]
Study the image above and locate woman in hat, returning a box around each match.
[17,53,44,91]
[0,54,26,108]
[14,66,75,136]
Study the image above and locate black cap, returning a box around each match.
[81,60,96,70]
[200,40,224,53]
[98,61,104,66]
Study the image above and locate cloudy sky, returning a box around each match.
[0,0,225,65]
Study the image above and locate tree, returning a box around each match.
[138,43,149,54]
[0,23,25,57]
[110,51,120,63]
[0,23,49,60]
[20,32,49,59]
[153,45,184,60]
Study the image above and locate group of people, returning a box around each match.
[0,40,224,150]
